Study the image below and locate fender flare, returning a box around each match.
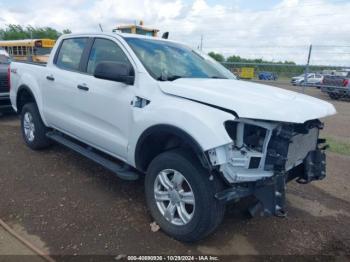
[16,84,36,112]
[134,124,212,171]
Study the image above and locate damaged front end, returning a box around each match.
[208,118,327,217]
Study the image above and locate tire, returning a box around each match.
[145,148,225,242]
[329,93,339,100]
[21,103,51,150]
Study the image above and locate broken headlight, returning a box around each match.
[224,120,268,154]
[207,120,276,183]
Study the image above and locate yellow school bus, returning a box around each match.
[0,39,56,63]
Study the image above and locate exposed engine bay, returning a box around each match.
[207,118,327,216]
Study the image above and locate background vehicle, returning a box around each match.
[0,39,55,63]
[9,33,336,242]
[258,71,278,80]
[321,71,350,99]
[0,49,11,113]
[291,73,323,86]
[322,70,350,87]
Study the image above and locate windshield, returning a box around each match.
[297,74,312,78]
[125,37,235,81]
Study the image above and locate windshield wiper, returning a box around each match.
[166,75,183,81]
[157,74,184,81]
[157,74,226,81]
[210,76,227,79]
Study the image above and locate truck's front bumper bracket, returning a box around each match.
[215,149,326,217]
[296,149,326,184]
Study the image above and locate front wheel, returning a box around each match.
[145,149,225,242]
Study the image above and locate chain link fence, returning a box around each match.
[220,62,347,81]
[220,61,350,99]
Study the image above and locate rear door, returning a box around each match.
[43,37,90,133]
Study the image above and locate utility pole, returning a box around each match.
[99,24,103,32]
[303,44,312,93]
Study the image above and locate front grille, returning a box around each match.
[285,128,318,170]
[0,75,9,93]
[265,121,321,172]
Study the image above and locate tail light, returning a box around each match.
[7,65,11,91]
[343,79,349,87]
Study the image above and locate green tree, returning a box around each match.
[0,24,71,40]
[208,51,225,62]
[226,54,296,65]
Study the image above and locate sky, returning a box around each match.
[1,0,350,65]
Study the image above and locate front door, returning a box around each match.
[70,37,135,160]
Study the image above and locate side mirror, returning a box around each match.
[94,61,135,85]
[162,32,169,39]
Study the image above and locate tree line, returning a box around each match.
[208,51,296,65]
[0,24,71,40]
[207,51,307,78]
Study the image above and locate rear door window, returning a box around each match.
[56,38,88,71]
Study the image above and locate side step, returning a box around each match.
[46,131,139,181]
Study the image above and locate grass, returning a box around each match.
[324,137,350,156]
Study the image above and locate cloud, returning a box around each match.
[1,0,350,65]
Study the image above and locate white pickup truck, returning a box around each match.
[9,33,336,242]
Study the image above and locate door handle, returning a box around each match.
[77,84,89,91]
[46,75,55,81]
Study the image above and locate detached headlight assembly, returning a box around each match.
[208,119,277,183]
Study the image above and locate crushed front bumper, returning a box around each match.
[215,148,327,217]
[210,119,327,217]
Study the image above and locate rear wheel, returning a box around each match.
[329,93,339,100]
[21,103,51,150]
[145,149,225,242]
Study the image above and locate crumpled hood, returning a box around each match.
[158,79,336,123]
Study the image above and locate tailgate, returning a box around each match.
[0,66,9,93]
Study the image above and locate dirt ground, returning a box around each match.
[0,81,349,259]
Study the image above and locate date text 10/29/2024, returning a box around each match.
[127,255,219,261]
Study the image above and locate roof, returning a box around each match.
[61,32,181,45]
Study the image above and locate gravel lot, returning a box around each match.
[0,82,349,258]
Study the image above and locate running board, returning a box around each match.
[46,131,139,181]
